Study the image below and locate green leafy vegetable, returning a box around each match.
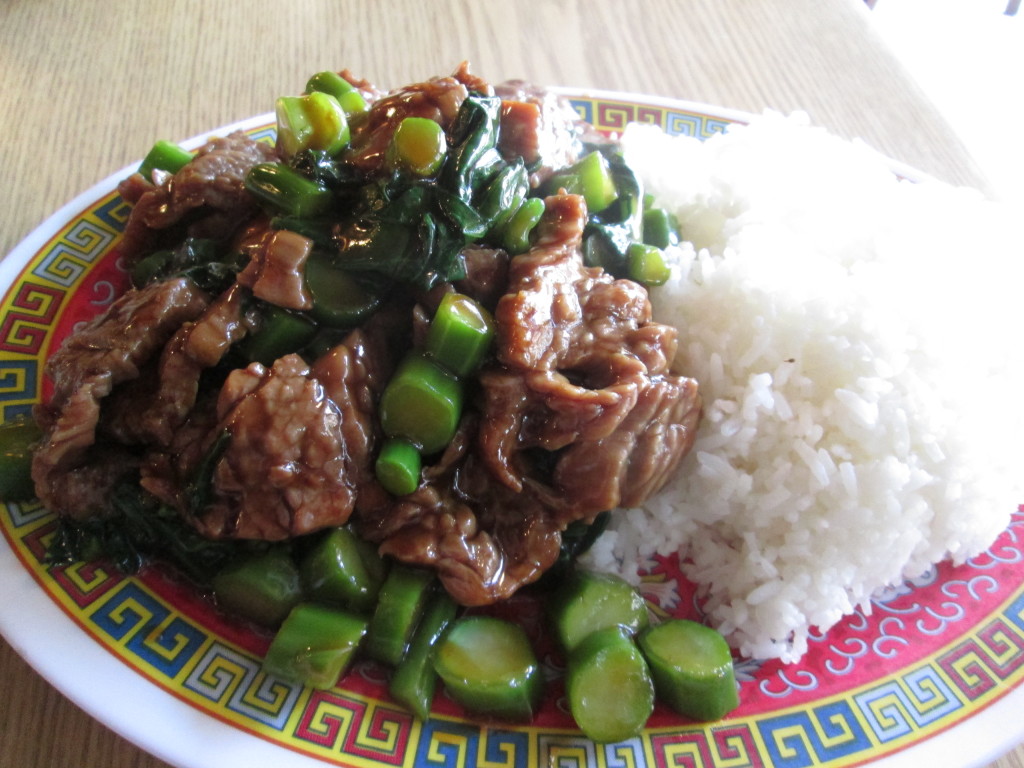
[0,414,42,502]
[186,429,231,518]
[48,478,246,584]
[580,150,645,278]
[130,237,243,293]
[437,95,504,204]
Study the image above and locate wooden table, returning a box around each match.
[0,0,1017,766]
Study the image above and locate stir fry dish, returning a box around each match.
[2,64,729,739]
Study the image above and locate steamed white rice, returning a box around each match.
[583,112,1024,663]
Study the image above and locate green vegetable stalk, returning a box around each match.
[432,615,544,721]
[378,353,463,455]
[566,625,654,742]
[300,527,388,613]
[137,140,193,180]
[363,565,436,666]
[638,619,740,721]
[264,603,368,689]
[390,590,458,719]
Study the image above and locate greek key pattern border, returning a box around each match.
[5,499,1024,768]
[567,97,734,140]
[0,187,129,421]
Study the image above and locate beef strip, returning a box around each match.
[31,278,209,517]
[106,283,251,447]
[116,131,277,262]
[482,193,701,505]
[493,80,587,186]
[355,194,701,606]
[454,245,510,311]
[344,67,475,174]
[236,229,314,310]
[310,319,399,490]
[354,415,566,606]
[146,316,400,542]
[188,355,356,540]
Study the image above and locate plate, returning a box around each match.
[2,90,1023,768]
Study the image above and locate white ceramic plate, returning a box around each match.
[2,90,1023,768]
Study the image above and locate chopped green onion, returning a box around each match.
[275,92,350,159]
[338,90,369,115]
[642,207,679,249]
[390,590,458,720]
[497,197,544,254]
[566,625,654,742]
[627,242,671,287]
[241,305,318,366]
[130,249,175,287]
[304,72,370,115]
[245,163,334,218]
[137,140,193,179]
[305,71,354,99]
[375,437,422,497]
[363,565,436,666]
[387,117,447,177]
[304,255,385,327]
[548,569,650,653]
[548,151,619,213]
[379,353,463,455]
[425,292,494,377]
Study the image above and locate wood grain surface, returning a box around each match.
[0,1,1017,767]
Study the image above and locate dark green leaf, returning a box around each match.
[188,429,232,518]
[438,96,505,204]
[47,478,249,585]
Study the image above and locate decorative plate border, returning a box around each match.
[1,93,1022,768]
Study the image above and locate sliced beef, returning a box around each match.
[356,416,567,606]
[117,131,277,262]
[188,355,356,540]
[236,229,314,310]
[31,278,209,517]
[450,60,493,97]
[454,245,509,311]
[146,318,400,542]
[41,449,141,523]
[344,67,474,174]
[310,320,399,489]
[481,193,701,508]
[493,80,586,186]
[553,374,701,511]
[106,283,250,447]
[357,194,701,606]
[36,278,209,429]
